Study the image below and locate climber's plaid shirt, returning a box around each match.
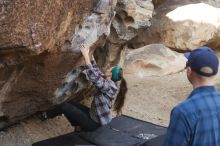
[85,60,117,125]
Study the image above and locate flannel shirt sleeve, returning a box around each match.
[85,64,117,99]
[163,107,191,146]
[91,60,105,77]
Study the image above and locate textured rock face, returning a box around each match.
[130,0,220,51]
[123,44,187,77]
[96,0,154,70]
[1,0,220,131]
[113,0,153,41]
[0,1,97,118]
[0,0,154,129]
[0,0,94,65]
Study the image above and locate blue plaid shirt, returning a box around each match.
[164,86,220,146]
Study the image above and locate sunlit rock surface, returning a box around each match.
[130,0,220,51]
[123,44,187,77]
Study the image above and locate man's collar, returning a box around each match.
[188,86,216,98]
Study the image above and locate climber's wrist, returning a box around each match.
[84,56,91,65]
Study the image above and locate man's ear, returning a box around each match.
[187,67,192,76]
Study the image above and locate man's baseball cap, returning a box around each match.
[184,46,219,77]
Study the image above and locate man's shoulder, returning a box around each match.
[174,90,220,115]
[172,97,199,115]
[174,98,194,109]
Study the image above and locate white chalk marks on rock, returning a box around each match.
[53,67,88,104]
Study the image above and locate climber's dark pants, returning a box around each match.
[46,102,100,132]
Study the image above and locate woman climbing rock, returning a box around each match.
[40,44,127,132]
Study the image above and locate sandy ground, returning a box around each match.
[0,71,195,146]
[123,72,191,126]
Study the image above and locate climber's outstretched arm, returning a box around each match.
[80,44,91,65]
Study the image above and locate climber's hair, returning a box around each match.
[113,70,128,115]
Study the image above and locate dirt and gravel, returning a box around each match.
[0,71,203,146]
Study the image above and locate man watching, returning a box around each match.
[163,46,220,146]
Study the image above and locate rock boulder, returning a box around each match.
[130,0,220,51]
[123,44,187,77]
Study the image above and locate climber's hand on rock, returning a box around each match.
[80,44,91,65]
[80,44,89,57]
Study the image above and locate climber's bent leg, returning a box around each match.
[60,102,100,132]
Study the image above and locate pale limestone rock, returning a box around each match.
[68,12,115,53]
[94,0,117,14]
[164,3,220,50]
[98,0,154,71]
[86,0,155,73]
[112,0,154,41]
[123,44,187,77]
[130,0,220,51]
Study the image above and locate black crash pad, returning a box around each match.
[32,115,166,146]
[142,134,166,146]
[32,133,93,146]
[80,115,166,146]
